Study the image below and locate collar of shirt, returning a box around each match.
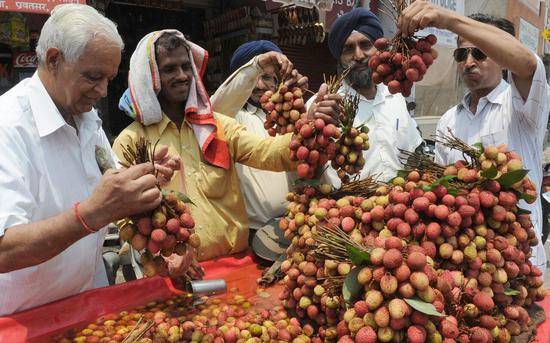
[27,73,102,138]
[156,113,192,137]
[340,81,389,107]
[245,102,266,121]
[458,79,509,119]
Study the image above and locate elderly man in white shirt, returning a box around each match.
[0,4,178,315]
[398,2,549,273]
[307,8,423,186]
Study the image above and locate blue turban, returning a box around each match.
[328,8,384,59]
[229,40,282,73]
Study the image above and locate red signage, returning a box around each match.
[13,51,37,68]
[324,1,357,31]
[0,0,84,14]
[264,0,284,11]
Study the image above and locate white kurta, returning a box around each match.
[435,54,549,270]
[0,74,112,315]
[307,83,423,186]
[235,104,295,229]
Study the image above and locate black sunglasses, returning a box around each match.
[453,47,487,63]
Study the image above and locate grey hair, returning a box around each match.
[36,4,124,64]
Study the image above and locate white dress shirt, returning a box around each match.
[0,73,112,315]
[307,83,423,186]
[435,54,549,270]
[235,103,294,229]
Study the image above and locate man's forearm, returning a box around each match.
[0,209,88,273]
[211,59,261,117]
[447,13,536,79]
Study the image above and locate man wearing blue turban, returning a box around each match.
[309,8,423,185]
[212,41,308,244]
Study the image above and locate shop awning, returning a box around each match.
[0,0,84,14]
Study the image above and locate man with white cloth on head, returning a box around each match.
[114,30,329,261]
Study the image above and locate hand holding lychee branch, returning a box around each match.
[117,138,201,278]
[367,1,439,96]
[256,51,295,81]
[369,34,437,96]
[331,94,370,184]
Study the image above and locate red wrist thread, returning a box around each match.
[73,202,97,234]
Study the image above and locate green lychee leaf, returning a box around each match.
[473,142,484,152]
[294,178,322,188]
[518,192,537,203]
[346,245,370,266]
[342,267,362,304]
[161,189,195,206]
[447,188,459,197]
[404,297,445,317]
[423,175,457,191]
[480,165,498,179]
[497,169,529,187]
[422,185,432,192]
[516,207,532,215]
[504,288,520,296]
[436,174,457,186]
[396,169,410,179]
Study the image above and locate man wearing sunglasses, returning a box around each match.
[399,1,550,274]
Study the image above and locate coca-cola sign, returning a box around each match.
[13,51,37,68]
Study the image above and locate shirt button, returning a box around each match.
[186,172,192,177]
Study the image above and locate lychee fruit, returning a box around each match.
[383,248,403,269]
[407,251,426,271]
[374,306,390,328]
[365,290,384,311]
[380,274,398,295]
[473,292,494,312]
[165,218,180,233]
[410,272,429,290]
[354,300,369,317]
[151,228,167,243]
[407,325,426,343]
[388,298,408,320]
[355,326,377,343]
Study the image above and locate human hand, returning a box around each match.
[397,0,455,37]
[283,69,309,91]
[153,145,181,186]
[306,83,342,125]
[80,163,161,229]
[256,51,294,81]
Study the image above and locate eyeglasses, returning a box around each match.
[453,47,487,63]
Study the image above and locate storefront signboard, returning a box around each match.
[0,0,83,14]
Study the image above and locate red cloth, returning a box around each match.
[533,295,550,343]
[0,252,547,342]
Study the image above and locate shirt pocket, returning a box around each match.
[479,127,508,147]
[199,162,229,199]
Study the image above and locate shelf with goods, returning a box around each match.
[202,6,275,93]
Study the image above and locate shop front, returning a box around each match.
[0,1,85,96]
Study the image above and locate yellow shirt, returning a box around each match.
[113,113,294,261]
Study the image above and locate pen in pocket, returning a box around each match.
[396,118,399,131]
